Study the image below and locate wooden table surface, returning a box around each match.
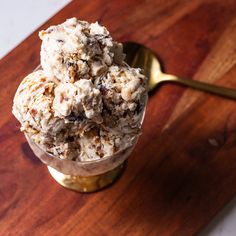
[1,0,236,235]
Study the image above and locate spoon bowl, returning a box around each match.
[123,42,163,92]
[123,42,236,99]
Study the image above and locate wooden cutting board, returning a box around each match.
[1,0,236,235]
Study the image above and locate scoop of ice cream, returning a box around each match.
[39,17,125,83]
[12,71,81,160]
[12,70,64,135]
[12,70,104,161]
[95,65,146,115]
[95,65,147,133]
[53,79,103,123]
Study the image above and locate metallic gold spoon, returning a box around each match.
[123,42,236,98]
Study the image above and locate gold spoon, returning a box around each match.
[123,42,236,98]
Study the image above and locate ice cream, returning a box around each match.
[13,18,147,162]
[39,18,125,83]
[12,70,62,135]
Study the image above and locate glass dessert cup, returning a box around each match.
[24,97,147,193]
[25,134,137,192]
[19,66,147,192]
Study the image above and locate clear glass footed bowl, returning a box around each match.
[25,69,148,192]
[25,133,139,177]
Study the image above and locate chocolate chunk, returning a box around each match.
[66,112,85,122]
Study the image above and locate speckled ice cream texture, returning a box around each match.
[12,18,147,162]
[39,18,125,83]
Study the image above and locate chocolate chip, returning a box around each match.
[94,34,110,40]
[100,86,108,96]
[66,112,85,122]
[67,136,74,142]
[47,28,54,33]
[67,62,75,67]
[135,102,142,114]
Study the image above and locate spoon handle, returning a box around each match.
[163,74,236,100]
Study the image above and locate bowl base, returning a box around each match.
[47,164,125,193]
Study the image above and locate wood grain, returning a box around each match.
[1,0,236,235]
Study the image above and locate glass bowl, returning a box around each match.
[25,96,147,193]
